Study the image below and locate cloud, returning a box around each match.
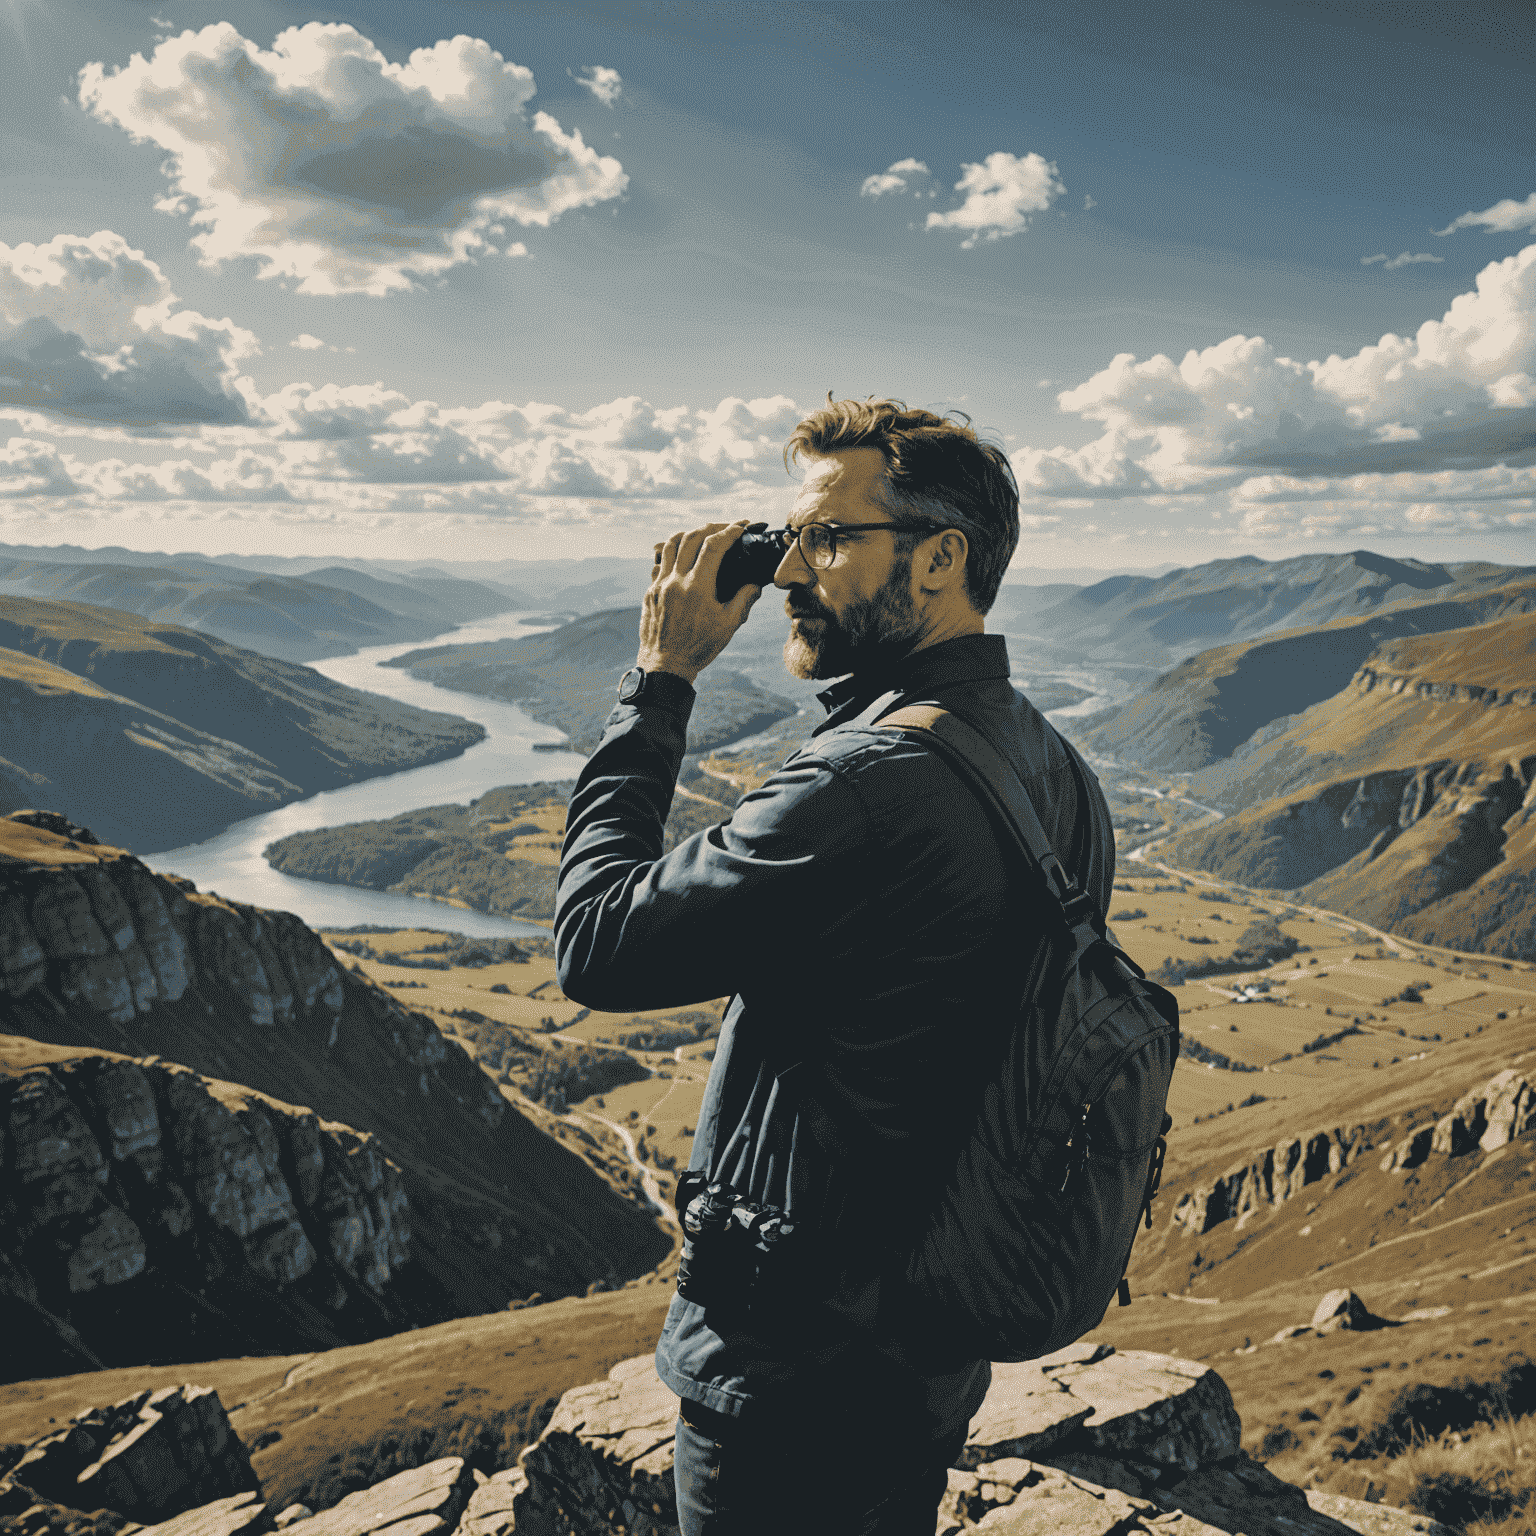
[1083,194,1096,211]
[925,152,1064,249]
[290,334,325,350]
[571,65,622,106]
[860,158,930,199]
[1361,251,1445,270]
[1009,241,1536,506]
[79,23,627,296]
[1435,192,1536,238]
[0,230,256,426]
[0,437,80,498]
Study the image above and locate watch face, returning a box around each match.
[619,667,645,703]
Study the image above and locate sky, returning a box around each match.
[0,0,1533,571]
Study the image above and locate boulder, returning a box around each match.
[280,1458,476,1536]
[8,1386,257,1524]
[1310,1290,1378,1333]
[1156,1455,1353,1536]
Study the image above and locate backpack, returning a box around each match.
[864,701,1180,1363]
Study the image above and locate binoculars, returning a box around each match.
[715,523,785,601]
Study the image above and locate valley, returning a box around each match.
[1,545,1533,1536]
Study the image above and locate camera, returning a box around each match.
[674,1170,795,1308]
[715,523,785,601]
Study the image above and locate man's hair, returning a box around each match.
[784,396,1020,614]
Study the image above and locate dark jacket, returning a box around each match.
[556,633,1115,1426]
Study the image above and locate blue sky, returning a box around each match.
[1,0,1533,568]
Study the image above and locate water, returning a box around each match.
[145,615,588,937]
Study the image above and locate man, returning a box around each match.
[556,399,1115,1535]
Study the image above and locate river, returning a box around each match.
[144,615,587,937]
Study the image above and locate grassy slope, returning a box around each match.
[0,595,484,850]
[0,645,306,849]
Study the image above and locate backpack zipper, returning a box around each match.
[1059,1102,1092,1194]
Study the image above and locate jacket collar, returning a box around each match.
[812,632,1012,735]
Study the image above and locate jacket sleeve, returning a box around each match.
[555,686,876,1012]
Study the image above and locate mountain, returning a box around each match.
[0,811,671,1382]
[1022,551,1534,669]
[1079,574,1536,773]
[385,607,799,755]
[0,554,522,662]
[1158,610,1536,958]
[0,596,483,852]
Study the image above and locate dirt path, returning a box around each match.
[580,1110,679,1230]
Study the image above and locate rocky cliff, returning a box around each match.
[0,811,671,1379]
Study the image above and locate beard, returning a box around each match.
[783,554,924,680]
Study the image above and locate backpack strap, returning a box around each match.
[876,704,1104,950]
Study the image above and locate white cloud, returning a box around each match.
[0,230,256,426]
[1009,241,1536,508]
[926,152,1065,249]
[1435,192,1536,238]
[1083,194,1096,211]
[1361,251,1445,270]
[290,333,326,350]
[572,65,622,106]
[860,158,930,199]
[79,23,627,296]
[0,437,80,498]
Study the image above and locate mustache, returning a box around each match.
[786,595,826,620]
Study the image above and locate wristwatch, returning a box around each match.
[618,666,648,703]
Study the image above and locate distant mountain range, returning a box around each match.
[0,550,520,663]
[0,596,484,851]
[1013,551,1534,670]
[386,607,800,755]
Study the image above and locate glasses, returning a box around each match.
[774,520,944,570]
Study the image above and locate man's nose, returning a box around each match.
[773,536,811,589]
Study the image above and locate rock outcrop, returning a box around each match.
[1171,1061,1533,1239]
[8,1386,257,1523]
[500,1346,1446,1536]
[0,813,672,1377]
[3,1351,1452,1536]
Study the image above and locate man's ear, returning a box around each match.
[919,530,969,591]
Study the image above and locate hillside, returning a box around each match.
[0,811,672,1379]
[262,780,733,921]
[1078,575,1536,774]
[0,556,516,662]
[1157,610,1536,958]
[385,606,799,754]
[0,596,484,851]
[1,871,1529,1525]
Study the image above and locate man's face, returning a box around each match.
[775,447,924,681]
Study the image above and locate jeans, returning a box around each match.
[672,1397,967,1536]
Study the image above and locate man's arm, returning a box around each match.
[554,518,870,1012]
[554,682,873,1011]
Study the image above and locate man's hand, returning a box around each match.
[635,520,762,686]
